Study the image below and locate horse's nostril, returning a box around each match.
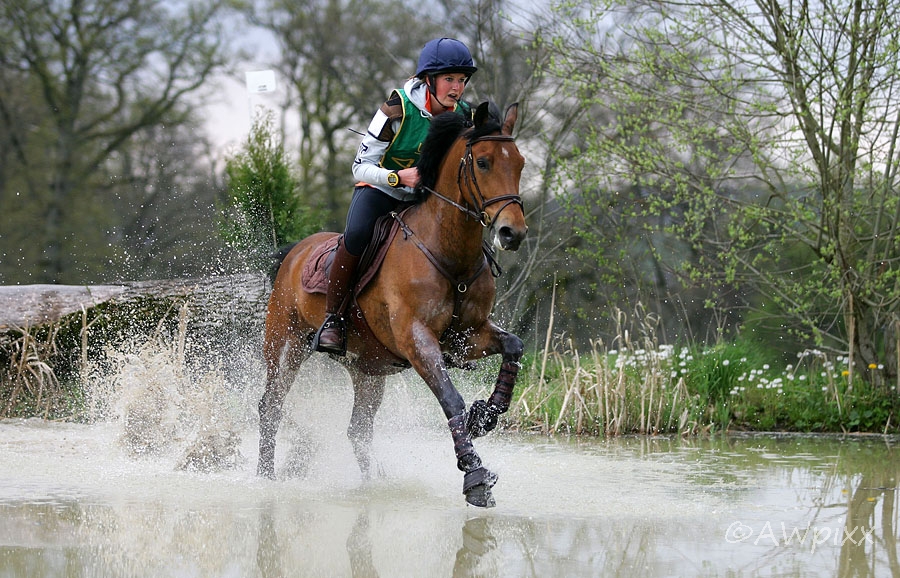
[498,226,524,251]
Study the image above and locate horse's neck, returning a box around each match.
[413,195,485,272]
[410,137,487,273]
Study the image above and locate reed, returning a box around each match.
[0,323,63,418]
[510,305,699,436]
[507,303,899,436]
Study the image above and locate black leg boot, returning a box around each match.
[466,360,520,437]
[449,414,498,507]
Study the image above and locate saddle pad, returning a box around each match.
[300,211,405,295]
[301,236,339,294]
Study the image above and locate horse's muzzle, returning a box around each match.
[494,223,527,251]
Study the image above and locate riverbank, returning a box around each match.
[508,335,900,436]
[2,278,898,435]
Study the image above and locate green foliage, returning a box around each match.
[513,320,899,435]
[220,111,320,271]
[728,350,900,433]
[543,0,900,383]
[677,341,763,421]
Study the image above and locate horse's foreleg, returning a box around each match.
[258,333,305,479]
[448,413,498,507]
[347,370,386,480]
[407,323,497,507]
[467,329,524,438]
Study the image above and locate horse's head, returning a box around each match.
[466,102,528,251]
[417,101,528,252]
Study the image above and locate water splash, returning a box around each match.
[79,312,259,472]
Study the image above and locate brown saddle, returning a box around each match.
[301,210,403,296]
[301,209,410,368]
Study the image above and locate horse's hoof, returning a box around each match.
[465,484,497,508]
[463,467,498,508]
[257,465,276,480]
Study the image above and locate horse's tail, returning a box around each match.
[268,242,298,286]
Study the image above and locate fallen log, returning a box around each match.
[0,274,269,330]
[0,275,271,406]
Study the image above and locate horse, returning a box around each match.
[257,101,527,508]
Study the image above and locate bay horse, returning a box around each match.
[258,101,527,507]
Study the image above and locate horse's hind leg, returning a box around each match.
[258,329,308,479]
[346,368,386,480]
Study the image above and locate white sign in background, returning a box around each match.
[244,69,278,130]
[245,70,276,94]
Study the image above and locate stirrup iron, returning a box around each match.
[312,313,347,355]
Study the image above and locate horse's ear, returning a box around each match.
[473,101,491,128]
[502,102,519,136]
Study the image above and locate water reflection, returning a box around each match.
[0,420,898,577]
[839,464,898,576]
[347,510,378,578]
[453,517,497,577]
[256,503,283,578]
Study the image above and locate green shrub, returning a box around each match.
[512,309,899,436]
[220,110,320,271]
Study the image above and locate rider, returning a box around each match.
[313,37,478,355]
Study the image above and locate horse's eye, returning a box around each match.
[476,158,490,171]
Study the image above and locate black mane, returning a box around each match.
[415,102,504,193]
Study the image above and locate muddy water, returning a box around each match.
[1,362,898,577]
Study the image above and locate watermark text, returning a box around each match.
[725,521,874,553]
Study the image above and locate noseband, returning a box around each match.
[423,134,523,227]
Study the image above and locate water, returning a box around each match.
[1,350,898,577]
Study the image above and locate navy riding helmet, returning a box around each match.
[416,38,478,78]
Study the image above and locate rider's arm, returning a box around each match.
[351,108,396,187]
[352,89,408,187]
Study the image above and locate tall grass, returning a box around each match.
[509,306,900,436]
[510,306,698,435]
[0,323,64,418]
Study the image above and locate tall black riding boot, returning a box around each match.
[313,241,361,355]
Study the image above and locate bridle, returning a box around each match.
[421,134,523,228]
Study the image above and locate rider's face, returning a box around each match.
[431,73,469,109]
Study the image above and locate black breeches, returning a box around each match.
[343,185,404,256]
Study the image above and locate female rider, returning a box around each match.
[313,37,478,355]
